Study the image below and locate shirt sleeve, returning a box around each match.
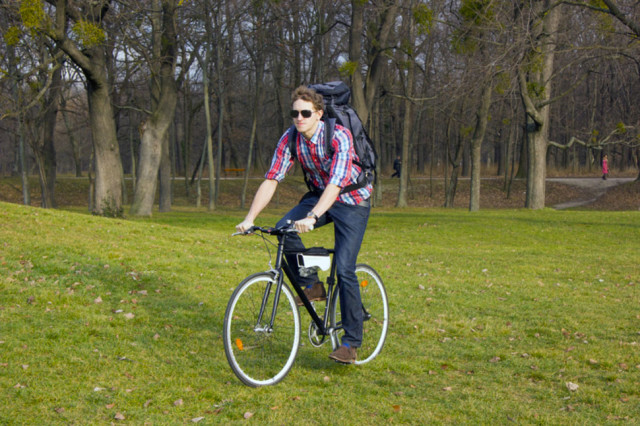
[265,129,295,182]
[328,126,355,188]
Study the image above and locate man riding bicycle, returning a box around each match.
[235,85,372,364]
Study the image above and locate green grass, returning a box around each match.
[1,202,639,424]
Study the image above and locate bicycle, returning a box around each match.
[223,223,389,387]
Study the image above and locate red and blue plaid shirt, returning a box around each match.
[265,121,372,205]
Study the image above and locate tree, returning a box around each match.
[451,0,500,211]
[3,2,65,207]
[517,1,561,209]
[238,1,268,209]
[27,0,126,215]
[396,0,419,208]
[130,0,180,216]
[348,0,399,128]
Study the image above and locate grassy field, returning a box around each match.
[1,201,639,424]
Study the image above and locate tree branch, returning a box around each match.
[548,126,639,149]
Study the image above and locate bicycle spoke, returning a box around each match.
[223,273,300,387]
[331,264,388,365]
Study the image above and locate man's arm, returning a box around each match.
[236,179,279,232]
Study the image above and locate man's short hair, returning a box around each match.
[291,86,324,112]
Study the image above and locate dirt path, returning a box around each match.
[548,177,635,209]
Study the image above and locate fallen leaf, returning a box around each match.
[392,405,401,412]
[244,412,254,419]
[588,359,598,365]
[566,382,579,392]
[114,413,125,420]
[124,313,135,320]
[106,403,116,409]
[270,406,279,410]
[94,296,103,304]
[54,407,65,414]
[323,376,330,382]
[442,386,452,392]
[174,398,183,406]
[191,417,205,423]
[143,400,152,408]
[489,356,501,363]
[153,333,160,340]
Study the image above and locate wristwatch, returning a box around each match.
[306,211,319,222]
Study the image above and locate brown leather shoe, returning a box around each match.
[329,344,357,364]
[295,282,326,306]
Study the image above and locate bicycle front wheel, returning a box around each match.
[223,272,300,387]
[331,264,389,364]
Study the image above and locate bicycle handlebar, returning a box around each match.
[232,221,307,237]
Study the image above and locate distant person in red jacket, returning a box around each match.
[602,154,609,180]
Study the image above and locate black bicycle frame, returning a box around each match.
[265,231,338,337]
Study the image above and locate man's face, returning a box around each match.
[292,99,323,138]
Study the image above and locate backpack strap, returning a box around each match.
[287,124,321,194]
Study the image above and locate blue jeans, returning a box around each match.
[277,192,370,347]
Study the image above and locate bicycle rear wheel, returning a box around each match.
[331,264,388,364]
[223,272,300,387]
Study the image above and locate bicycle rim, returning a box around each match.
[223,273,300,387]
[331,264,389,364]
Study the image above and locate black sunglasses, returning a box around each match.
[290,109,314,119]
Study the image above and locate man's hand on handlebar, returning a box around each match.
[294,217,316,233]
[235,220,255,234]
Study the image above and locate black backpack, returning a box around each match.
[288,81,377,195]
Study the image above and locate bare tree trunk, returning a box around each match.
[469,82,493,212]
[518,1,560,209]
[130,0,179,216]
[372,99,383,205]
[202,62,216,211]
[242,62,264,209]
[61,104,82,177]
[397,3,416,208]
[445,133,465,208]
[158,130,172,212]
[8,44,31,205]
[88,86,124,215]
[36,54,63,208]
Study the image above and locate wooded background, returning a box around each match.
[1,0,639,215]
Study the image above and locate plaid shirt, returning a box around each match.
[265,121,372,205]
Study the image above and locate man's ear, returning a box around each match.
[317,109,324,119]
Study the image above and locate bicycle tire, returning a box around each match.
[330,264,388,364]
[223,272,300,387]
